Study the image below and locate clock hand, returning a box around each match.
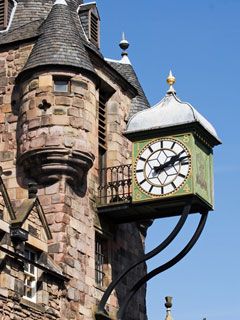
[176,155,189,163]
[154,150,186,173]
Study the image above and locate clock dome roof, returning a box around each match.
[125,75,221,145]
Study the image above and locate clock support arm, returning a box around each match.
[95,202,192,319]
[117,211,208,320]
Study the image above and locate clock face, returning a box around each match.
[134,138,191,196]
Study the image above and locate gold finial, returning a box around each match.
[166,70,176,94]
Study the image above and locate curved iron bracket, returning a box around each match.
[117,212,208,320]
[96,202,192,318]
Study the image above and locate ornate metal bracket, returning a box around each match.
[95,203,208,320]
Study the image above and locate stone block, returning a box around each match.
[40,115,52,126]
[45,182,59,195]
[6,114,18,123]
[26,108,41,120]
[67,107,79,117]
[16,187,28,199]
[70,117,84,129]
[71,79,88,96]
[53,108,66,115]
[67,287,75,300]
[51,115,69,126]
[64,137,75,148]
[29,79,39,91]
[0,77,8,86]
[72,96,84,108]
[1,104,11,113]
[55,96,71,106]
[0,151,14,161]
[30,134,46,148]
[28,118,41,129]
[39,75,52,88]
[45,135,61,147]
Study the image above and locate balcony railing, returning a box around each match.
[98,164,132,205]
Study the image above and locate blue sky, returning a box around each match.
[90,1,239,319]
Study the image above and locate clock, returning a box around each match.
[134,138,191,197]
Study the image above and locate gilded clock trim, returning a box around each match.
[133,137,192,198]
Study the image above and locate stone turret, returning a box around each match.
[16,0,96,192]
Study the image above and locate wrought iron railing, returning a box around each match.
[98,164,132,205]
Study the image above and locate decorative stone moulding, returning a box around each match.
[17,148,94,194]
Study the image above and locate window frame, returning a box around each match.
[95,233,108,288]
[53,77,70,93]
[23,248,38,303]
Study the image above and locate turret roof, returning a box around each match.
[21,0,94,74]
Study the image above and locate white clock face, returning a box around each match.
[134,138,191,196]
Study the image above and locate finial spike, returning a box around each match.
[166,70,176,94]
[119,32,129,53]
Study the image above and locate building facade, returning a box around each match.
[0,0,150,319]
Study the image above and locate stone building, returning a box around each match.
[0,0,150,319]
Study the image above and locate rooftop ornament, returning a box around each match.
[119,32,131,64]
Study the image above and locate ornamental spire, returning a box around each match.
[165,296,173,320]
[119,32,131,64]
[166,70,176,94]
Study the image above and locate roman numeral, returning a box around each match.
[160,141,163,148]
[181,161,189,166]
[161,186,164,194]
[148,146,153,153]
[139,157,146,161]
[171,142,176,149]
[136,169,144,173]
[149,185,153,193]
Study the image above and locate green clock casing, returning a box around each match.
[132,133,213,210]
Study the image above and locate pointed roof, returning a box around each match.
[10,198,52,240]
[107,61,150,115]
[105,34,150,117]
[21,0,95,75]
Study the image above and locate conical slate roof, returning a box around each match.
[22,0,95,74]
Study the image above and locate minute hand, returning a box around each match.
[154,151,187,173]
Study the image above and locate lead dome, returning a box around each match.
[126,72,221,145]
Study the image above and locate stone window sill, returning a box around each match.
[20,297,45,313]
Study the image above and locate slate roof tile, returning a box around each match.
[107,60,150,116]
[21,1,95,74]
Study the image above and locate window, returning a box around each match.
[24,248,37,302]
[90,12,99,46]
[0,0,14,31]
[98,91,107,150]
[53,79,69,93]
[78,4,100,48]
[95,233,108,287]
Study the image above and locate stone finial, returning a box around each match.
[165,296,173,320]
[166,70,176,94]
